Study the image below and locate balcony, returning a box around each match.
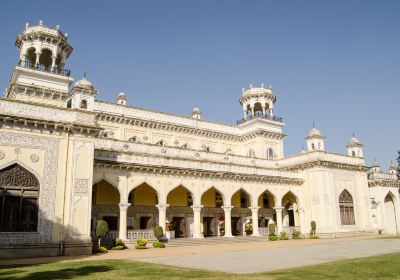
[237,111,283,125]
[18,60,71,77]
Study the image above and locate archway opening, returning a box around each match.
[25,47,36,67]
[91,180,120,231]
[128,183,158,230]
[167,185,193,238]
[384,193,398,235]
[339,190,355,225]
[257,190,276,228]
[282,192,299,230]
[201,187,224,237]
[39,49,53,71]
[231,189,252,236]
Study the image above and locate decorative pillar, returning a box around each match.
[274,206,284,234]
[270,107,274,117]
[222,206,234,237]
[51,55,57,69]
[35,51,41,65]
[250,206,260,236]
[262,104,266,116]
[298,208,306,235]
[191,205,203,238]
[251,106,255,118]
[156,204,169,232]
[243,110,247,120]
[118,203,131,240]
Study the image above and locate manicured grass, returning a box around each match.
[1,252,400,279]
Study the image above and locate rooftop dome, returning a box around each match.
[308,127,323,138]
[118,91,126,97]
[74,76,94,89]
[192,106,201,115]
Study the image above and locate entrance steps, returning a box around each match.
[165,236,266,247]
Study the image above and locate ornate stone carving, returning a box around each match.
[14,148,21,154]
[74,179,89,196]
[30,153,39,163]
[119,203,131,211]
[0,164,39,188]
[0,132,59,244]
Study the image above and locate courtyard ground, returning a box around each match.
[1,236,400,278]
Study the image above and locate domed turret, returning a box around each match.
[68,73,97,110]
[370,159,381,173]
[192,106,201,119]
[305,126,325,151]
[239,83,277,122]
[117,91,127,105]
[389,162,397,175]
[346,134,364,157]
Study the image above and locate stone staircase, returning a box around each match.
[164,236,267,247]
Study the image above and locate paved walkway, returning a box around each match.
[2,237,400,274]
[141,238,400,274]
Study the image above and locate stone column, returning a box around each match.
[243,110,247,120]
[35,51,41,65]
[274,206,284,234]
[191,205,203,238]
[251,106,255,118]
[262,104,266,116]
[250,206,260,236]
[156,204,169,232]
[270,107,274,117]
[298,208,306,235]
[118,203,131,240]
[222,206,234,237]
[51,55,57,69]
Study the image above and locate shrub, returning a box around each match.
[111,245,125,250]
[268,235,279,241]
[292,230,302,239]
[310,235,319,239]
[154,226,164,241]
[112,238,124,247]
[268,223,276,236]
[279,231,289,240]
[245,223,253,235]
[135,238,148,249]
[96,220,109,248]
[152,241,165,248]
[97,246,108,253]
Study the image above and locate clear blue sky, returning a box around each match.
[0,1,399,169]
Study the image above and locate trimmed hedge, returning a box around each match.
[152,241,165,248]
[97,246,108,253]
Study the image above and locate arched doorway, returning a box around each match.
[167,185,193,238]
[281,191,299,232]
[91,180,120,232]
[0,164,39,232]
[384,193,398,235]
[201,187,224,237]
[231,189,252,236]
[257,190,276,228]
[129,183,158,230]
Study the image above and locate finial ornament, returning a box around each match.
[64,33,68,38]
[249,84,253,88]
[312,121,315,128]
[56,25,60,30]
[25,22,29,30]
[39,20,43,26]
[261,82,264,88]
[83,72,87,78]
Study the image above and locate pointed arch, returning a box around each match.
[339,189,355,225]
[0,163,40,232]
[257,189,276,209]
[231,188,253,208]
[201,186,225,208]
[167,185,194,207]
[128,182,159,206]
[92,179,120,205]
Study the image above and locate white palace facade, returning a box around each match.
[0,22,399,258]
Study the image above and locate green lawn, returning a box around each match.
[1,252,400,280]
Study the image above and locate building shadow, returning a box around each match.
[0,264,113,280]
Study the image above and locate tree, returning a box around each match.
[153,226,164,241]
[96,220,109,248]
[397,151,400,180]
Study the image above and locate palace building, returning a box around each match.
[0,21,399,258]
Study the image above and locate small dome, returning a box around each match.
[192,106,201,115]
[372,160,380,167]
[118,91,126,97]
[348,136,361,145]
[74,77,93,89]
[308,127,322,137]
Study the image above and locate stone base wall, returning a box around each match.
[0,243,60,259]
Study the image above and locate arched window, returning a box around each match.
[240,191,248,208]
[262,193,270,208]
[80,100,88,109]
[25,47,36,67]
[267,148,274,159]
[311,143,315,150]
[0,164,39,232]
[128,136,138,142]
[181,143,190,149]
[156,140,167,147]
[351,150,356,157]
[215,191,223,207]
[66,99,72,109]
[339,190,355,225]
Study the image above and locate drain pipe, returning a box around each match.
[59,129,71,255]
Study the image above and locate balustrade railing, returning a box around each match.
[91,230,118,241]
[19,60,71,76]
[237,112,283,125]
[283,226,300,235]
[258,227,270,236]
[127,229,155,240]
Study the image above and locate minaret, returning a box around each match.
[239,83,277,121]
[192,106,201,119]
[68,73,97,111]
[5,21,73,97]
[117,91,127,105]
[346,135,364,157]
[370,159,381,173]
[305,126,325,151]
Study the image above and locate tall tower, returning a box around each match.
[4,21,73,105]
[239,84,276,121]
